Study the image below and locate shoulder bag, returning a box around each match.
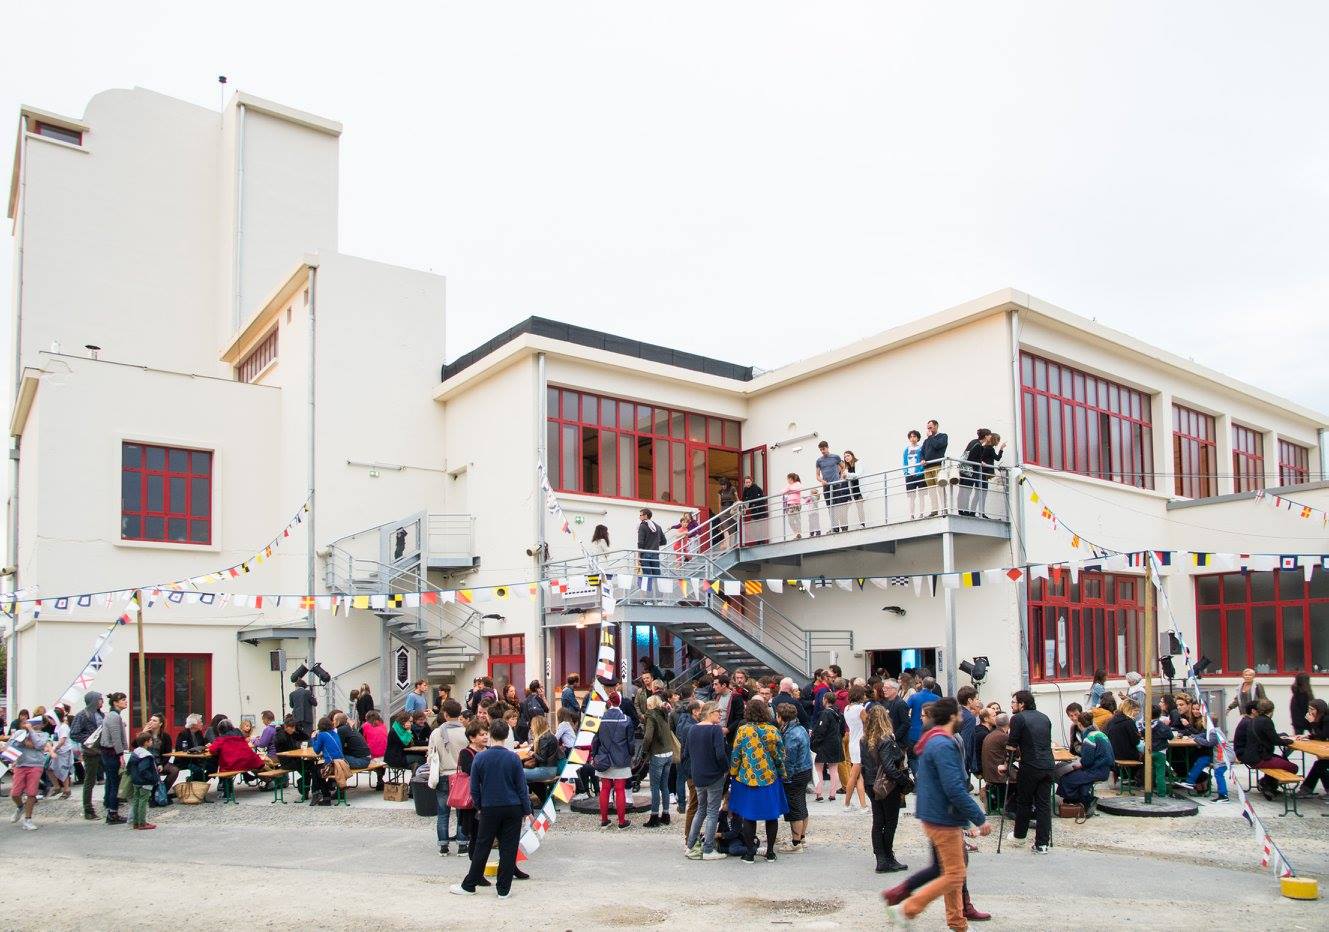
[446,769,473,809]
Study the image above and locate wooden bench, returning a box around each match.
[214,770,248,805]
[255,768,290,804]
[1257,768,1303,818]
[347,762,387,789]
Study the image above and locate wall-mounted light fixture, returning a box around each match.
[769,431,819,450]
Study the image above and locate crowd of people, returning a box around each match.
[9,653,1322,922]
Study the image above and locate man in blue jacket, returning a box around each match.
[451,721,533,900]
[905,678,941,771]
[885,698,989,930]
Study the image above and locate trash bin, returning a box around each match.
[412,772,438,817]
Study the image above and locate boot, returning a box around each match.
[660,812,671,826]
[882,857,908,872]
[644,814,660,828]
[963,892,991,922]
[882,882,908,907]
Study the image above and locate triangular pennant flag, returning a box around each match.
[855,577,866,591]
[912,576,923,598]
[766,579,783,593]
[834,579,852,591]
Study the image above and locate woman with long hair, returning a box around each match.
[842,450,866,528]
[842,685,869,810]
[728,698,787,862]
[356,684,375,723]
[861,705,908,873]
[1088,669,1108,710]
[1291,672,1315,735]
[591,524,611,554]
[1297,699,1329,797]
[810,690,844,801]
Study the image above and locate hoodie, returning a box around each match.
[912,726,986,828]
[69,691,104,745]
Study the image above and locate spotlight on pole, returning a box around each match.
[309,662,331,684]
[958,656,989,685]
[289,663,309,685]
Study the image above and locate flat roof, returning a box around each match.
[442,316,754,383]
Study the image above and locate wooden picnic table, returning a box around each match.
[170,750,214,760]
[1053,746,1074,763]
[276,748,322,800]
[1289,739,1329,760]
[405,746,430,753]
[1168,738,1198,748]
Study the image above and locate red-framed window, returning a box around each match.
[546,386,740,504]
[121,442,213,544]
[1027,571,1145,682]
[1196,570,1329,676]
[1019,352,1154,489]
[1278,439,1311,486]
[1171,404,1216,498]
[487,635,526,700]
[128,652,212,741]
[237,328,278,383]
[1231,424,1265,494]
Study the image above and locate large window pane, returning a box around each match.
[1198,611,1221,667]
[690,448,706,509]
[582,395,598,425]
[686,414,705,442]
[561,391,578,420]
[122,473,141,511]
[1311,603,1329,673]
[637,436,653,498]
[599,432,617,497]
[546,422,560,488]
[671,441,685,503]
[618,434,633,499]
[637,405,653,431]
[1225,609,1248,672]
[168,449,188,472]
[600,399,616,428]
[191,451,211,475]
[1197,576,1220,606]
[580,426,600,494]
[653,438,670,500]
[190,478,210,516]
[560,424,579,491]
[1282,606,1305,673]
[1223,574,1247,604]
[1251,606,1277,673]
[146,446,166,470]
[723,420,740,449]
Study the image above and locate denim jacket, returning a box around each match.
[781,722,812,777]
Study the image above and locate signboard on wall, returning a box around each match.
[394,645,410,691]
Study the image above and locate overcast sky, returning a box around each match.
[3,2,1326,412]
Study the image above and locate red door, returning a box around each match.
[128,653,212,741]
[740,445,769,544]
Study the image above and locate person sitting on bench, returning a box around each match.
[1057,712,1111,808]
[335,711,372,771]
[1240,698,1297,802]
[211,720,265,778]
[1296,699,1329,798]
[523,714,561,783]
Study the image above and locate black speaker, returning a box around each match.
[1158,631,1181,656]
[269,649,287,672]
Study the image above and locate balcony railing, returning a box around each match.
[675,456,1009,558]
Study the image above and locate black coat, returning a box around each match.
[861,736,909,803]
[355,692,375,722]
[920,432,948,465]
[1241,715,1287,767]
[741,484,767,518]
[1104,712,1140,762]
[809,707,844,762]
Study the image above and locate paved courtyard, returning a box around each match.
[6,781,1327,930]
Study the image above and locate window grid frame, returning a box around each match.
[1230,423,1266,494]
[121,442,213,545]
[545,386,741,506]
[1277,439,1311,486]
[1195,571,1327,676]
[1019,351,1155,490]
[1171,403,1217,498]
[1026,571,1145,683]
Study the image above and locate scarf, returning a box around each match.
[392,721,415,747]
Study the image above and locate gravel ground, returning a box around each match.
[5,778,1326,930]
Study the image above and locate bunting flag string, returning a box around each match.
[1254,488,1329,527]
[0,498,311,620]
[1148,551,1298,881]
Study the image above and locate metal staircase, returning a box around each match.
[326,513,482,695]
[545,550,852,682]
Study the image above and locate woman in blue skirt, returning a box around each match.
[728,698,788,862]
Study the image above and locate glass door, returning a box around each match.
[129,653,211,741]
[740,445,769,544]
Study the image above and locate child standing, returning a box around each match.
[128,731,160,830]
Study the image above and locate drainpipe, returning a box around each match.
[8,130,28,708]
[306,262,319,695]
[232,102,246,329]
[1319,428,1328,482]
[1008,308,1031,687]
[535,353,548,695]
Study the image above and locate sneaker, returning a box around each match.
[765,850,777,862]
[884,903,914,927]
[686,844,703,860]
[439,844,450,856]
[457,843,469,855]
[448,884,476,896]
[1212,794,1230,802]
[10,808,21,824]
[83,810,99,821]
[600,819,610,828]
[21,820,37,831]
[741,853,755,863]
[701,850,725,860]
[106,813,127,825]
[1032,844,1049,854]
[1005,832,1026,847]
[617,821,631,829]
[496,890,512,899]
[513,868,530,881]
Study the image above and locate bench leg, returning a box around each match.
[334,786,349,806]
[1279,787,1302,818]
[271,780,286,805]
[221,777,237,805]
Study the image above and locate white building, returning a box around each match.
[6,86,1328,741]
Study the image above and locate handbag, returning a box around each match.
[82,724,103,751]
[427,749,440,790]
[383,781,411,802]
[117,769,133,801]
[669,731,682,766]
[445,770,472,809]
